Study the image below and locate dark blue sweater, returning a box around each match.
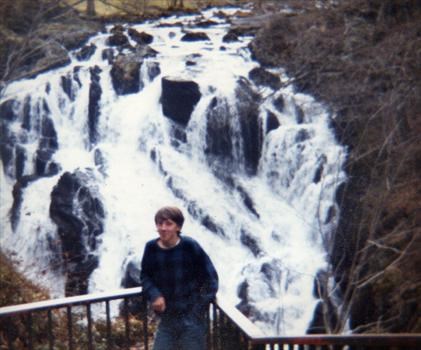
[140,235,218,316]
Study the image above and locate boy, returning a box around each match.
[141,206,219,350]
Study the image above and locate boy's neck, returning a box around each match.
[158,236,181,249]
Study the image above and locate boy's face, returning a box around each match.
[156,218,180,246]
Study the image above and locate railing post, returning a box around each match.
[142,296,149,350]
[86,303,93,350]
[123,297,130,350]
[105,300,112,350]
[67,305,74,350]
[25,312,33,350]
[47,310,54,350]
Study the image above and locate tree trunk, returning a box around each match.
[87,0,96,16]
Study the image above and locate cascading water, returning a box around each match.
[0,6,346,335]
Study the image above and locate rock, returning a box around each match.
[88,66,102,145]
[146,61,161,81]
[101,48,114,63]
[128,28,153,45]
[235,77,262,175]
[236,184,259,218]
[205,97,233,163]
[240,229,262,257]
[248,67,281,90]
[273,94,284,112]
[181,32,210,42]
[121,257,143,314]
[107,32,129,46]
[222,30,239,43]
[76,43,97,61]
[11,175,40,231]
[50,170,105,296]
[161,76,201,126]
[266,111,280,134]
[295,105,305,124]
[110,54,142,96]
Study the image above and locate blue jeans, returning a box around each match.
[153,312,207,350]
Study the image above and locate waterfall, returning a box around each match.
[0,6,346,335]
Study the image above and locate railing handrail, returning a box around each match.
[0,286,143,316]
[1,287,421,348]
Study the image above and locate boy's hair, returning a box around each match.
[154,206,185,229]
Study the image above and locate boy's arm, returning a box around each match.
[140,245,163,303]
[195,244,219,305]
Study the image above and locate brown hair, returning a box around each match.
[154,206,185,230]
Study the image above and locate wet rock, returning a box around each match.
[76,43,97,61]
[11,175,39,231]
[248,67,281,90]
[121,257,143,314]
[161,76,201,126]
[266,111,280,134]
[295,105,305,124]
[128,28,153,45]
[107,32,129,46]
[295,129,311,143]
[110,54,143,96]
[181,32,210,42]
[236,185,259,218]
[205,97,233,163]
[240,229,262,257]
[50,170,105,296]
[88,66,102,145]
[195,20,218,28]
[235,77,262,175]
[313,154,327,183]
[102,48,115,63]
[273,94,284,112]
[222,30,239,43]
[146,61,160,81]
[61,74,75,101]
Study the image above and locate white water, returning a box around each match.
[0,7,346,335]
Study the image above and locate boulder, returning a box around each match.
[235,77,262,175]
[181,32,210,42]
[50,170,105,296]
[161,76,201,126]
[222,30,239,43]
[107,32,129,46]
[128,28,153,45]
[88,66,102,145]
[110,54,143,96]
[76,43,97,61]
[248,67,281,90]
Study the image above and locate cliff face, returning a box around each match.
[250,0,420,333]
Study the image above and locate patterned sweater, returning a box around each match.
[140,235,218,316]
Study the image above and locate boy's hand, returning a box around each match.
[152,296,166,313]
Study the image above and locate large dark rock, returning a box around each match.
[248,67,281,90]
[107,32,129,46]
[181,32,210,42]
[11,175,39,231]
[235,77,262,175]
[205,96,233,170]
[161,76,201,126]
[88,66,102,145]
[110,54,143,95]
[128,28,153,45]
[50,170,105,296]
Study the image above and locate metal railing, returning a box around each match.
[1,287,421,350]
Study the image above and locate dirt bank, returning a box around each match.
[250,0,421,333]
